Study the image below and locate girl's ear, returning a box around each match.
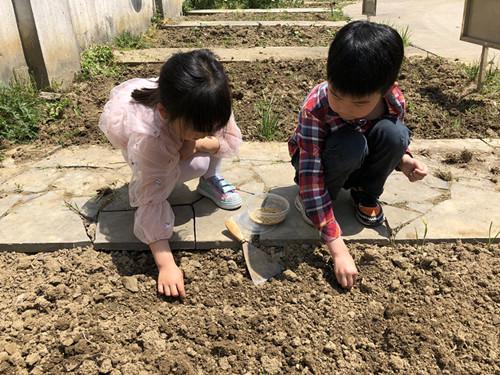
[157,103,168,121]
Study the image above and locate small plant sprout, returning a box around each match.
[488,222,500,251]
[257,92,282,140]
[414,217,428,250]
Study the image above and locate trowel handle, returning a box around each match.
[225,218,247,243]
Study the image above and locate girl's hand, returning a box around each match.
[149,240,186,300]
[179,139,197,162]
[398,154,428,182]
[157,262,186,300]
[327,237,358,289]
[178,136,220,161]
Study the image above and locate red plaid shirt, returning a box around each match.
[288,81,406,243]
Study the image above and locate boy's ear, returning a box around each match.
[385,82,398,95]
[157,103,168,120]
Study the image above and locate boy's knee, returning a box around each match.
[371,119,410,150]
[322,131,367,169]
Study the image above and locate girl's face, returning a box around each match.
[158,104,208,141]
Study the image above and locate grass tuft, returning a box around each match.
[0,75,43,143]
[257,92,282,140]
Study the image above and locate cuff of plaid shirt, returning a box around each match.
[318,220,342,243]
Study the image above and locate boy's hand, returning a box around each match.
[157,262,186,300]
[327,237,358,289]
[398,154,428,182]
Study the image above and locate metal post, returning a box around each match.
[477,45,489,90]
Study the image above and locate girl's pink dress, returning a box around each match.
[99,78,242,244]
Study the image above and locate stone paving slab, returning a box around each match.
[95,205,195,250]
[0,191,91,252]
[0,140,499,253]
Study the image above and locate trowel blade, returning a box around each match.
[242,241,284,285]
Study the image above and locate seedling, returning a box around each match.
[14,183,24,193]
[64,202,80,212]
[414,217,428,251]
[488,221,499,251]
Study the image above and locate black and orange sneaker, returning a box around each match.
[350,189,385,227]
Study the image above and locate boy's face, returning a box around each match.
[327,87,384,121]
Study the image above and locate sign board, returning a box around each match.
[460,0,500,50]
[362,0,377,17]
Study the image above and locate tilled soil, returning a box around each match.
[1,9,500,375]
[1,242,499,374]
[152,25,338,47]
[13,56,498,155]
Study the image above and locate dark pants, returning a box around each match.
[292,118,411,201]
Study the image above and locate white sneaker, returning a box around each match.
[294,195,314,227]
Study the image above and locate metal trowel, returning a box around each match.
[225,218,284,285]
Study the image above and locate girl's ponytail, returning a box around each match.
[131,86,160,106]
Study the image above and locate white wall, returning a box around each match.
[1,0,182,88]
[0,2,29,85]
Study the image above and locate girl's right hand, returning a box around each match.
[157,262,186,300]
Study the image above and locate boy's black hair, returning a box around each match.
[132,49,232,134]
[327,21,404,97]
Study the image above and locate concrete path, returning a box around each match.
[342,0,499,64]
[1,140,499,252]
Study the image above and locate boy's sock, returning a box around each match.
[350,189,384,226]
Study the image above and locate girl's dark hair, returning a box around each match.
[327,21,404,97]
[131,49,232,134]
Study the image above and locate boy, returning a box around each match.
[288,21,428,289]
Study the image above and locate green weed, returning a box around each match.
[113,31,151,50]
[462,59,500,92]
[184,0,303,10]
[0,75,43,143]
[398,25,412,47]
[77,43,122,80]
[257,92,282,140]
[46,97,73,120]
[382,22,411,47]
[14,183,24,193]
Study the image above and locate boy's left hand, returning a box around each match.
[398,154,428,182]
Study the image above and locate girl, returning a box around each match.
[99,49,242,300]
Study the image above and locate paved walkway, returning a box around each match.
[343,0,499,64]
[0,140,499,252]
[1,2,499,252]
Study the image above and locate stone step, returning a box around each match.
[185,8,335,14]
[114,46,428,65]
[161,20,346,28]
